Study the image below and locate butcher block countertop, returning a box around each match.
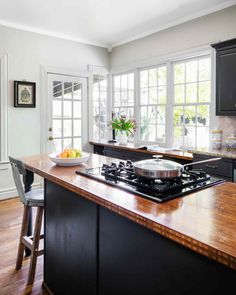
[89,140,193,161]
[22,153,236,270]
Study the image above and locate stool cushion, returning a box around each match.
[25,188,44,207]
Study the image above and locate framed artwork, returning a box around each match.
[14,81,36,108]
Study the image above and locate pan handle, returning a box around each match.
[183,157,222,169]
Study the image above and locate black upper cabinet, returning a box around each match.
[212,38,236,116]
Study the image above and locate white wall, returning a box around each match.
[0,25,109,199]
[110,5,236,70]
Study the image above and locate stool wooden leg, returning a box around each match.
[16,205,31,270]
[27,207,44,285]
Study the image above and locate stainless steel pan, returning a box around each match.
[133,155,222,179]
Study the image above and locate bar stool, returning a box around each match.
[9,156,44,285]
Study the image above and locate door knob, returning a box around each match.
[49,127,52,132]
[48,136,54,141]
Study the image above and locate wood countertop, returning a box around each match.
[22,153,236,270]
[89,140,193,161]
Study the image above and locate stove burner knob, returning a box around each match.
[111,162,117,168]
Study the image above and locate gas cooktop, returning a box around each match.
[76,160,225,203]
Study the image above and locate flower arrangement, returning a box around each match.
[110,114,137,136]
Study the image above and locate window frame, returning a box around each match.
[138,63,168,145]
[112,70,137,141]
[0,53,8,162]
[88,65,109,142]
[112,70,135,115]
[171,55,212,149]
[110,48,216,149]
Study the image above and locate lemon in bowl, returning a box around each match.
[49,148,90,166]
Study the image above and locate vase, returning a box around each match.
[117,131,128,145]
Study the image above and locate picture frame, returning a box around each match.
[14,81,36,108]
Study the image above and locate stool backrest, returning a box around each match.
[9,156,27,205]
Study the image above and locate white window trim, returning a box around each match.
[110,46,216,149]
[88,65,109,142]
[0,53,8,162]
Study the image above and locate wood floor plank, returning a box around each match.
[0,198,46,295]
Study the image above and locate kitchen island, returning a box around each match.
[22,154,236,295]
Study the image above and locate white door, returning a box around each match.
[46,74,88,153]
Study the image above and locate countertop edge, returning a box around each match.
[25,162,236,270]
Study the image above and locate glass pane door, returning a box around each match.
[47,74,87,153]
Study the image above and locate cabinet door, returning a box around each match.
[93,144,104,155]
[193,154,233,180]
[99,207,235,295]
[216,48,236,115]
[44,180,97,295]
[103,147,153,162]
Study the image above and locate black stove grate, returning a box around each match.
[76,160,225,203]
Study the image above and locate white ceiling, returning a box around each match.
[0,0,235,50]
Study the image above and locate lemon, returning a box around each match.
[68,150,76,158]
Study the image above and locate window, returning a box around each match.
[92,74,108,141]
[113,72,134,119]
[51,79,83,151]
[110,51,212,149]
[89,66,109,142]
[139,66,167,143]
[47,73,87,154]
[173,56,211,149]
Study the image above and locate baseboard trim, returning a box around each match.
[0,183,41,200]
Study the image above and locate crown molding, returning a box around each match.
[0,20,109,50]
[111,0,236,48]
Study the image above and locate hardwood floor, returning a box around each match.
[0,198,46,295]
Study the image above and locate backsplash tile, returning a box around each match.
[218,117,236,141]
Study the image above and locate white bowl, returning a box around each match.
[49,152,90,166]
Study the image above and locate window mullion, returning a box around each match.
[107,73,112,141]
[183,63,187,149]
[72,83,74,148]
[155,68,158,143]
[166,61,173,147]
[196,58,200,148]
[98,76,101,141]
[62,82,64,150]
[134,69,139,144]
